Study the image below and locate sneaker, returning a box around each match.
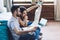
[39,33,43,36]
[38,35,43,40]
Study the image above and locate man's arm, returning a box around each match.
[10,19,37,35]
[13,26,30,35]
[13,26,37,35]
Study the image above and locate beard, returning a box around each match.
[16,14,20,17]
[17,14,24,20]
[20,15,24,20]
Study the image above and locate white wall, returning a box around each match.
[4,0,12,12]
[0,0,7,12]
[0,0,4,7]
[54,0,60,21]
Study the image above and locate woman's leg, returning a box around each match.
[34,27,40,40]
[27,21,32,26]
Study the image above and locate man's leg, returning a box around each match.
[19,34,35,40]
[28,22,41,40]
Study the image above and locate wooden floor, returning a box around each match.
[41,21,60,40]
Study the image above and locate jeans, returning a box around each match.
[19,34,35,40]
[19,21,40,40]
[28,21,40,40]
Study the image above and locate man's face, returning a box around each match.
[17,8,21,17]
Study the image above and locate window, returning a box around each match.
[42,0,54,2]
[13,0,32,2]
[13,0,32,5]
[13,0,54,2]
[13,0,54,5]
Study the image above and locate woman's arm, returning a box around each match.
[18,17,28,27]
[18,17,25,27]
[26,5,39,12]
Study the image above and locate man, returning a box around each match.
[8,5,38,40]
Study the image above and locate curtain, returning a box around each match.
[6,0,12,12]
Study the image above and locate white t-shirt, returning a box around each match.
[8,16,22,40]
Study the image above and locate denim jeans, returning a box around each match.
[19,21,40,40]
[19,34,35,40]
[28,21,40,40]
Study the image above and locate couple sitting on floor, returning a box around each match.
[8,5,41,40]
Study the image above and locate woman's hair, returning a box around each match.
[19,6,26,20]
[20,6,26,13]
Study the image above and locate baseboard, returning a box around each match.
[55,18,60,21]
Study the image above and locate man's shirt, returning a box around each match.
[8,16,22,40]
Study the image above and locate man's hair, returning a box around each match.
[20,6,26,13]
[11,5,19,14]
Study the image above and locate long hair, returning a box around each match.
[19,6,26,20]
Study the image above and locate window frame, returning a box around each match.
[13,0,54,2]
[12,0,54,5]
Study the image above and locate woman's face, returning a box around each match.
[23,11,27,17]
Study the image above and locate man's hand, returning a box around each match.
[29,27,37,32]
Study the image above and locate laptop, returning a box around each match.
[39,18,48,26]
